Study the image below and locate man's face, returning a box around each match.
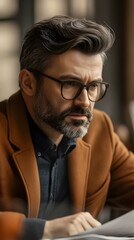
[33,50,103,138]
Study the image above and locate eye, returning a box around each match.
[62,80,80,89]
[89,82,98,91]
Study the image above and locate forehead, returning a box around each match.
[45,50,103,77]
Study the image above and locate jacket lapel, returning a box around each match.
[68,139,91,212]
[7,91,40,217]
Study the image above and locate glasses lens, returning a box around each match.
[61,81,82,100]
[88,82,107,102]
[61,80,108,102]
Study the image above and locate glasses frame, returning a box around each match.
[28,69,110,102]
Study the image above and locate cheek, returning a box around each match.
[45,91,72,114]
[53,99,72,114]
[39,83,73,113]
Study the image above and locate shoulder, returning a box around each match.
[0,112,8,136]
[0,98,8,128]
[93,108,113,125]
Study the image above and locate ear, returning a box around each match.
[19,69,36,96]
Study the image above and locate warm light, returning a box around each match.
[34,0,94,22]
[0,56,19,100]
[70,0,94,17]
[0,22,20,100]
[0,22,20,54]
[34,0,67,22]
[0,0,18,17]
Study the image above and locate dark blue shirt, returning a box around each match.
[27,113,76,220]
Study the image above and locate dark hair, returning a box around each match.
[20,15,115,71]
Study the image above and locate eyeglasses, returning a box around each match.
[28,69,110,102]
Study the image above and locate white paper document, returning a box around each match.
[51,234,134,240]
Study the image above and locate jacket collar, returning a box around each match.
[7,91,40,217]
[68,139,91,212]
[7,91,91,216]
[7,91,32,149]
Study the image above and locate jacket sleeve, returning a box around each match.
[0,212,25,240]
[0,212,45,240]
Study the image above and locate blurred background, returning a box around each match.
[0,0,134,149]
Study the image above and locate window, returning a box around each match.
[0,0,19,100]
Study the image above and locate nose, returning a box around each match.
[74,88,91,108]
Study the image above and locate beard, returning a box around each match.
[33,91,93,138]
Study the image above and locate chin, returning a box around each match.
[64,125,89,138]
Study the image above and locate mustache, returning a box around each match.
[60,106,93,121]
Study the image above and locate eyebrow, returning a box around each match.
[58,74,103,83]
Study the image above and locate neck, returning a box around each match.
[31,115,63,145]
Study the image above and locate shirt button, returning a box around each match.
[51,145,57,151]
[37,152,41,157]
[50,193,53,200]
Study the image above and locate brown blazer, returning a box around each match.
[0,91,134,239]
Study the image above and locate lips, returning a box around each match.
[68,113,93,122]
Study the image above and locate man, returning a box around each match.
[0,15,134,240]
